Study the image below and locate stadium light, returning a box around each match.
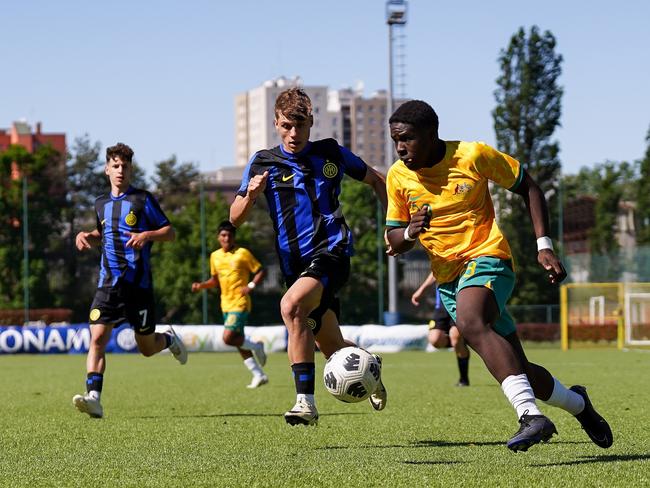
[384,0,407,325]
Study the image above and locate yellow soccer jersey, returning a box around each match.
[209,247,262,313]
[386,141,523,284]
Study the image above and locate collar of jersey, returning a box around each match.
[110,185,134,200]
[279,141,312,159]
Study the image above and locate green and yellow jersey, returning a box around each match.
[386,141,523,284]
[209,247,262,313]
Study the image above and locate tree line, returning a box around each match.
[2,26,649,324]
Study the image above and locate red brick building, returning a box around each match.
[0,121,66,155]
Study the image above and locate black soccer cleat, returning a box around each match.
[507,411,557,452]
[455,379,470,387]
[570,385,613,448]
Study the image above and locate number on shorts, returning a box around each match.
[139,309,148,327]
[464,261,477,278]
[225,314,237,326]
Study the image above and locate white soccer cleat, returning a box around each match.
[284,398,319,426]
[247,374,269,389]
[368,354,387,411]
[72,394,103,418]
[166,326,188,365]
[252,341,267,367]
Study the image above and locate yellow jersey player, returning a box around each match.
[191,221,268,388]
[385,100,612,452]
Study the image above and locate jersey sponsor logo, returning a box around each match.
[89,308,101,321]
[125,211,137,226]
[281,173,295,182]
[323,161,338,178]
[454,182,473,195]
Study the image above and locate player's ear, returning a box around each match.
[308,115,314,128]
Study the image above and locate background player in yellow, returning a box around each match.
[385,100,612,452]
[191,221,268,388]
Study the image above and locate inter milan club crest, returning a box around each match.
[323,161,338,178]
[125,211,137,226]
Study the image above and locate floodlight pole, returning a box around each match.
[199,178,208,324]
[22,175,30,325]
[385,0,407,325]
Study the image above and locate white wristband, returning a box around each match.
[536,236,554,252]
[247,281,256,290]
[403,227,416,242]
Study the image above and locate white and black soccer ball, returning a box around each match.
[323,346,380,403]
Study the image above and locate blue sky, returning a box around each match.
[2,0,648,177]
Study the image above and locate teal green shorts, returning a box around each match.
[437,256,516,337]
[223,311,248,334]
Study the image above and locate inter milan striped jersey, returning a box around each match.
[94,186,170,289]
[237,139,367,278]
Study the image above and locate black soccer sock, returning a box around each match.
[291,362,315,395]
[457,355,470,383]
[86,372,104,394]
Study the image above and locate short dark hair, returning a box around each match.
[275,87,312,122]
[217,220,236,235]
[106,142,134,164]
[389,100,439,132]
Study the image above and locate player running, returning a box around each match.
[73,142,186,419]
[230,87,388,425]
[191,220,268,388]
[385,100,613,452]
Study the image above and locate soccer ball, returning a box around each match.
[323,346,380,403]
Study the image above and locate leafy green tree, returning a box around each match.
[0,144,66,310]
[153,185,231,324]
[492,25,563,306]
[59,136,106,319]
[338,176,383,324]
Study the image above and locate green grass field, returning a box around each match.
[0,347,648,487]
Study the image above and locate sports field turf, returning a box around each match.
[0,347,648,487]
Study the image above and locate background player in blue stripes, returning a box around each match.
[72,142,187,418]
[412,272,470,386]
[231,87,388,425]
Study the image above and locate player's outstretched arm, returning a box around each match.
[512,171,567,284]
[362,166,388,211]
[75,229,101,251]
[411,272,436,306]
[230,171,269,227]
[191,275,219,292]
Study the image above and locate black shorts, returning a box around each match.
[429,306,456,334]
[88,280,156,335]
[284,252,350,334]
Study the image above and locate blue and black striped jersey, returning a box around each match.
[237,139,367,278]
[94,186,170,289]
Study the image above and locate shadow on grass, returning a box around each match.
[131,411,369,419]
[317,438,589,450]
[533,453,650,467]
[403,460,466,465]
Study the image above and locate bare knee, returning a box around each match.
[280,295,308,327]
[222,330,242,347]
